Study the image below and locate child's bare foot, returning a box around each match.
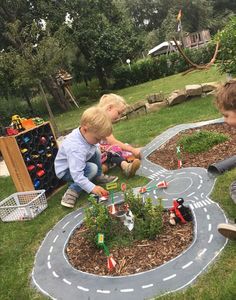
[123,159,141,177]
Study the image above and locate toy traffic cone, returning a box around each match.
[107,255,116,270]
[109,203,116,215]
[139,186,147,194]
[178,159,182,169]
[157,180,168,188]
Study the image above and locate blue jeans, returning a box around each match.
[61,149,102,194]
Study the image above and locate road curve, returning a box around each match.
[32,118,228,300]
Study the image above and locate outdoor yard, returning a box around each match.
[1,67,236,300]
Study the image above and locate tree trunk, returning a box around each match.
[39,82,59,137]
[42,76,72,111]
[22,88,34,115]
[96,66,108,90]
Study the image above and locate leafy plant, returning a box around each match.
[124,190,164,240]
[178,130,229,154]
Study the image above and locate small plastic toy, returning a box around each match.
[139,181,168,194]
[169,198,192,225]
[97,233,117,271]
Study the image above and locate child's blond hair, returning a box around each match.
[80,106,112,138]
[216,80,236,111]
[98,93,127,111]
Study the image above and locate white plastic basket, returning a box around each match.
[0,190,47,222]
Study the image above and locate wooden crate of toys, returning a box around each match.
[0,120,63,196]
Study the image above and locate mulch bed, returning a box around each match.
[66,122,234,276]
[66,211,193,276]
[148,123,236,170]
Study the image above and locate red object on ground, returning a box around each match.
[139,187,147,194]
[107,255,116,270]
[157,180,168,188]
[170,199,186,224]
[178,160,182,168]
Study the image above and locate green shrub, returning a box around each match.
[124,190,164,240]
[84,191,164,249]
[112,44,216,89]
[178,130,229,154]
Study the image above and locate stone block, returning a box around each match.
[201,82,219,93]
[167,90,186,106]
[146,93,165,104]
[145,101,167,113]
[185,84,202,97]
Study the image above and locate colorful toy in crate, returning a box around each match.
[11,115,24,131]
[3,115,45,136]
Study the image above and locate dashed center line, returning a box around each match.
[120,288,134,293]
[163,274,176,281]
[182,261,193,269]
[62,221,70,229]
[77,286,89,292]
[142,284,154,289]
[63,278,71,285]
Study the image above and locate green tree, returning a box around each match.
[65,0,142,89]
[216,16,236,75]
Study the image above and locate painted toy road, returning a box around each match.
[32,118,228,300]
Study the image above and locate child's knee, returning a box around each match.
[88,163,98,179]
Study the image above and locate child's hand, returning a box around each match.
[132,147,142,159]
[92,186,109,197]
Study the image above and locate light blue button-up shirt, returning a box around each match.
[54,128,97,193]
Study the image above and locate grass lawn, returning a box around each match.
[0,67,236,300]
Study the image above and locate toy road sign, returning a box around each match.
[97,233,104,245]
[106,182,118,190]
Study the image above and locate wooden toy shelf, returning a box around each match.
[0,122,63,196]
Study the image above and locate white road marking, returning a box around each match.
[198,248,207,257]
[204,207,207,212]
[194,196,199,200]
[208,234,213,243]
[63,278,71,285]
[205,199,211,205]
[163,274,176,281]
[202,200,207,206]
[190,204,194,210]
[53,235,59,243]
[49,246,53,253]
[197,184,202,189]
[166,175,172,179]
[77,286,89,292]
[187,192,195,197]
[207,214,210,220]
[191,172,198,176]
[120,288,134,293]
[62,221,70,229]
[97,289,111,294]
[142,284,154,289]
[208,224,212,231]
[52,271,59,278]
[182,261,193,269]
[47,255,50,261]
[47,262,51,269]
